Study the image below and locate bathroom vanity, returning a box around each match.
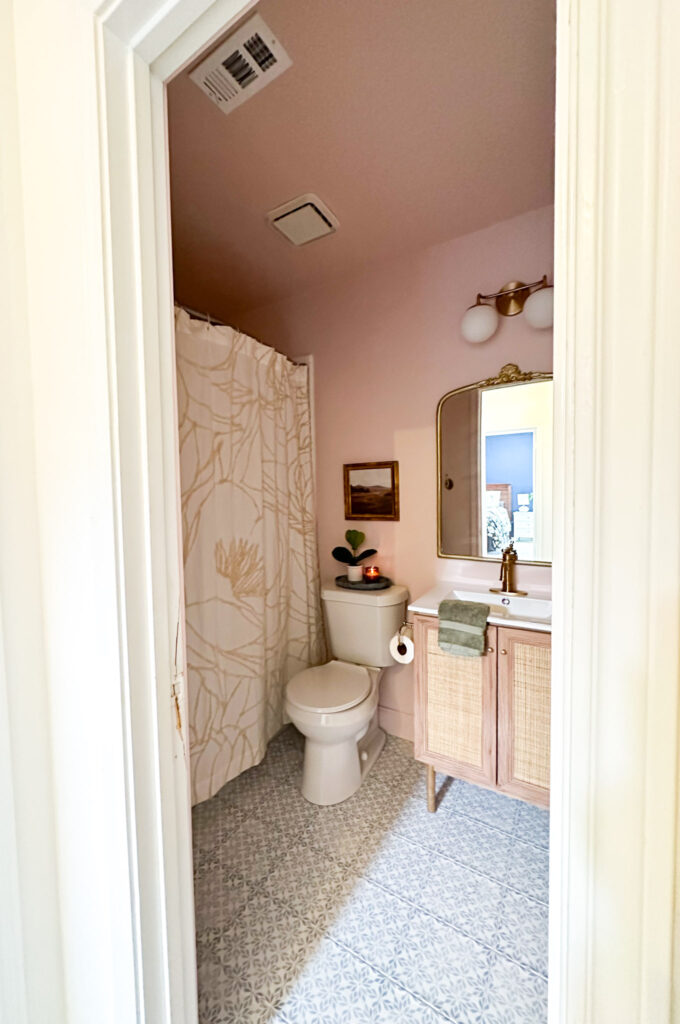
[418,363,553,809]
[409,585,551,809]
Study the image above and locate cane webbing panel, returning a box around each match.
[426,629,483,766]
[512,640,551,787]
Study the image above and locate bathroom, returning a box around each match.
[169,1,555,1020]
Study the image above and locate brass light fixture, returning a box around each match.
[461,275,553,343]
[494,279,536,317]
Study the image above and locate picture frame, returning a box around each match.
[343,461,399,521]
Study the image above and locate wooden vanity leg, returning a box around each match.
[427,764,436,812]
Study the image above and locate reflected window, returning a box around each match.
[480,380,552,562]
[484,431,534,558]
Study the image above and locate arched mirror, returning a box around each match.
[437,364,553,564]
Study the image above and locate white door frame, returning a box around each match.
[550,0,680,1019]
[95,6,259,1021]
[3,0,679,1020]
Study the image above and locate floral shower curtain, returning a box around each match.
[175,308,326,805]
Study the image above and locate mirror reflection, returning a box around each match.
[438,367,553,564]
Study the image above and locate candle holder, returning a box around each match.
[364,565,380,582]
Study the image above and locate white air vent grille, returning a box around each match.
[190,14,292,116]
[267,194,339,246]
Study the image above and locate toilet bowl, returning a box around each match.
[284,583,407,805]
[285,660,385,805]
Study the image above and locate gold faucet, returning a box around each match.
[490,541,527,596]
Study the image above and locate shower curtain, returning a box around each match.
[174,308,326,805]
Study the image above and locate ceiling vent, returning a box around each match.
[189,14,292,116]
[267,194,339,246]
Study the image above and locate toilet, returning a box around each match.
[285,583,408,805]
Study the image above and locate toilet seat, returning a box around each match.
[286,660,371,714]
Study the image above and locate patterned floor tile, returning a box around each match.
[326,878,492,1022]
[413,768,459,810]
[514,800,551,850]
[365,832,504,945]
[192,800,248,861]
[193,731,549,1024]
[261,730,306,771]
[277,938,449,1024]
[391,793,515,882]
[259,837,358,932]
[391,771,522,837]
[481,951,548,1023]
[209,814,298,888]
[298,775,407,871]
[275,724,305,753]
[193,853,254,931]
[325,878,414,976]
[216,747,303,815]
[196,956,282,1024]
[241,770,320,837]
[394,906,492,1023]
[451,779,520,833]
[370,734,420,788]
[504,838,550,903]
[493,888,549,976]
[382,761,455,808]
[196,892,322,1012]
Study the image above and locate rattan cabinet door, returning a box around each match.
[496,627,551,807]
[414,615,496,787]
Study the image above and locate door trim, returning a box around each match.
[93,3,257,1021]
[4,0,679,1020]
[550,0,680,1018]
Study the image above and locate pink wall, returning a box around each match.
[239,205,554,740]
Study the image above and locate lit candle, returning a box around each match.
[364,565,380,582]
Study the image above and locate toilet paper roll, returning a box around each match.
[389,631,415,664]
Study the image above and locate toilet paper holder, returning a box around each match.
[396,620,413,656]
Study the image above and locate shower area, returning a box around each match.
[174,307,326,805]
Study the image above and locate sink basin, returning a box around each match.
[449,589,552,624]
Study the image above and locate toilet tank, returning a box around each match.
[321,584,408,667]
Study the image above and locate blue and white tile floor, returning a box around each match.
[193,727,549,1023]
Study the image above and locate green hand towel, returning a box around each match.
[438,599,490,657]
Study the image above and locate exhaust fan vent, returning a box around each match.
[190,14,292,116]
[267,194,339,246]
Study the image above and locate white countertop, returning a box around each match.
[408,583,552,633]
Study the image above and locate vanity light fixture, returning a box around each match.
[461,276,554,343]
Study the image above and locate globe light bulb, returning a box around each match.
[524,286,554,329]
[461,303,499,344]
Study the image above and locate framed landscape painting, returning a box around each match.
[343,461,399,521]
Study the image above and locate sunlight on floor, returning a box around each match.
[192,728,549,1023]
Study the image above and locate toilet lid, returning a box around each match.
[287,660,372,713]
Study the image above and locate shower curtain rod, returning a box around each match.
[175,303,306,370]
[177,303,226,327]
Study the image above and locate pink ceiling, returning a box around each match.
[167,0,555,320]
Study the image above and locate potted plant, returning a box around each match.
[332,530,377,582]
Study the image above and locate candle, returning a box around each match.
[364,565,380,582]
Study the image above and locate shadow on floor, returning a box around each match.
[192,726,549,1024]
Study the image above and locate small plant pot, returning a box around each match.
[347,565,363,582]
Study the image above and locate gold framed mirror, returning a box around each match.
[437,364,553,565]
